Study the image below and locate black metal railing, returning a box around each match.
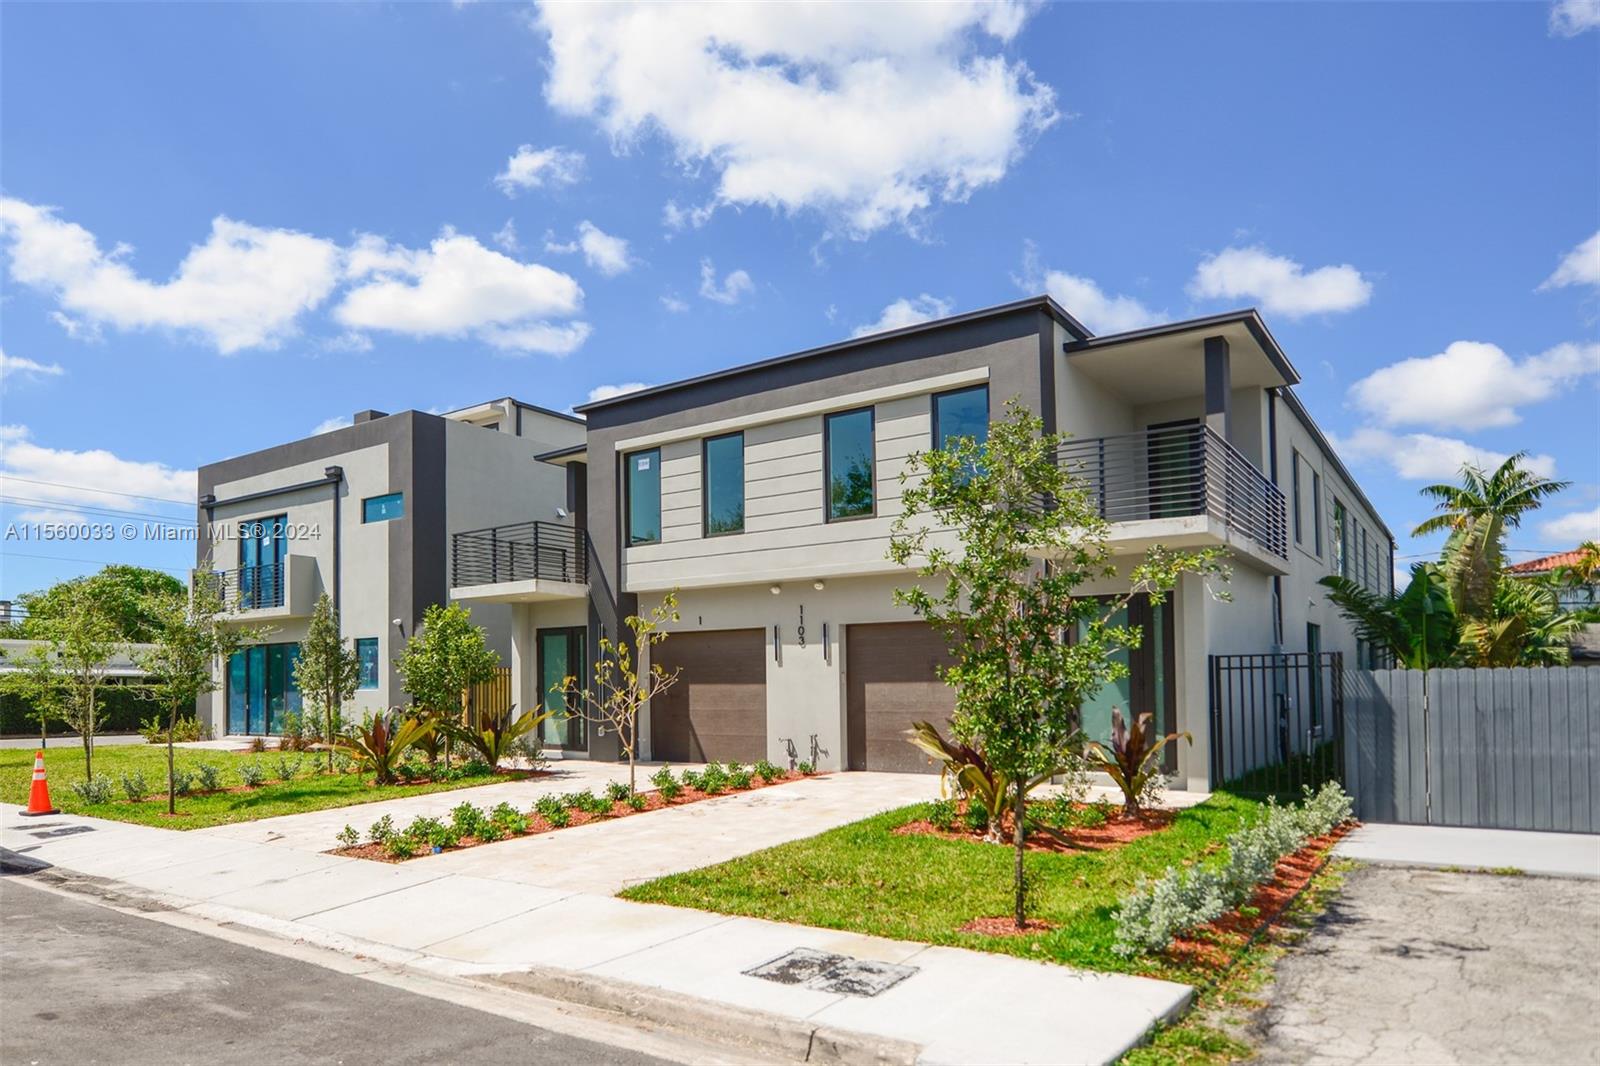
[452,521,588,588]
[208,563,285,611]
[1057,423,1288,559]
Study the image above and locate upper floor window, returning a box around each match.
[702,432,745,536]
[362,492,404,523]
[355,637,380,689]
[933,384,989,451]
[1311,471,1324,557]
[1291,452,1304,545]
[825,407,876,521]
[239,514,287,570]
[1332,498,1349,576]
[626,448,661,545]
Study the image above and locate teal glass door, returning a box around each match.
[1076,594,1176,769]
[538,628,587,750]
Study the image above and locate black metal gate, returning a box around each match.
[1209,652,1344,797]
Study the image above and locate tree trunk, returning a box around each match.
[1012,776,1026,929]
[167,702,177,815]
[326,695,335,775]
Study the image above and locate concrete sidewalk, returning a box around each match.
[1335,823,1600,879]
[2,799,1192,1064]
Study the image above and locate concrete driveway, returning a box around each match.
[1256,864,1600,1064]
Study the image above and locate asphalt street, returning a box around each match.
[0,879,673,1066]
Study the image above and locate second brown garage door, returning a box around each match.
[650,629,767,764]
[846,621,959,773]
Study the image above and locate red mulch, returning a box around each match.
[330,770,821,863]
[1161,822,1356,972]
[959,916,1059,936]
[894,799,1174,854]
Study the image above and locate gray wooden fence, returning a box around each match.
[1343,667,1600,832]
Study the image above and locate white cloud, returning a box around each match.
[336,230,589,355]
[1188,245,1373,318]
[1539,231,1600,290]
[0,348,65,385]
[312,416,352,435]
[1541,505,1600,544]
[546,220,631,277]
[492,218,520,253]
[535,2,1058,238]
[660,293,689,314]
[698,259,753,305]
[851,294,953,338]
[586,381,651,404]
[1014,242,1163,334]
[1550,0,1600,36]
[0,197,342,354]
[0,424,195,512]
[493,145,585,196]
[1336,427,1558,481]
[1349,340,1600,431]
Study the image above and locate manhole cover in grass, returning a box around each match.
[744,947,918,997]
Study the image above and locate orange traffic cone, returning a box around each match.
[19,751,59,816]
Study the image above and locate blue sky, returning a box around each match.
[1,1,1597,600]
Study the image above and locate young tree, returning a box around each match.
[562,591,681,795]
[39,594,124,779]
[294,594,361,773]
[138,567,255,814]
[0,646,66,748]
[395,602,499,767]
[889,400,1228,928]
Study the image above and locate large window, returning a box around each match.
[702,432,745,536]
[824,407,875,521]
[1332,498,1349,576]
[626,448,661,545]
[226,641,301,736]
[356,637,380,689]
[238,513,287,609]
[362,492,404,523]
[1311,471,1324,556]
[932,385,989,451]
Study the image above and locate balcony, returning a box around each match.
[1058,423,1288,569]
[208,556,318,619]
[450,521,589,603]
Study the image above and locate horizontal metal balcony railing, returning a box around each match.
[207,563,285,611]
[451,521,588,588]
[1056,423,1288,559]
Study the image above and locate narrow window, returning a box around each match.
[356,638,380,690]
[932,384,989,451]
[824,407,876,521]
[1291,453,1304,544]
[362,492,404,523]
[1360,525,1370,588]
[1311,472,1323,556]
[702,432,745,536]
[625,448,661,545]
[1333,498,1349,576]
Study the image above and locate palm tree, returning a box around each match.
[1320,563,1459,670]
[1412,454,1569,623]
[1458,576,1581,667]
[1554,540,1600,608]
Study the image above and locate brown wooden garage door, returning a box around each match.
[650,629,767,764]
[846,621,959,773]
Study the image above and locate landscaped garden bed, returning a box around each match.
[894,795,1176,853]
[329,760,819,862]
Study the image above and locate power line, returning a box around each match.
[0,550,191,575]
[0,496,197,525]
[0,475,192,507]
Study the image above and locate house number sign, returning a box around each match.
[797,605,807,648]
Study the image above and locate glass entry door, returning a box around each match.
[1147,420,1202,519]
[1075,594,1176,770]
[538,627,587,751]
[239,514,287,609]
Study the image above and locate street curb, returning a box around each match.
[485,967,923,1065]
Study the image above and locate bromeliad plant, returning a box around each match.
[907,720,1063,842]
[445,704,551,769]
[326,709,435,785]
[1081,708,1191,818]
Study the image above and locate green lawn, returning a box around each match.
[0,743,503,829]
[621,792,1266,979]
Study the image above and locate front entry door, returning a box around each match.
[1076,593,1177,770]
[537,627,587,750]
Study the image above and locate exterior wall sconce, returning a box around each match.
[769,584,781,595]
[812,580,825,590]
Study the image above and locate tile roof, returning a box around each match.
[1507,550,1587,574]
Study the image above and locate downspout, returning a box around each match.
[325,466,344,617]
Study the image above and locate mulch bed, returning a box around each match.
[1160,821,1356,972]
[894,799,1175,854]
[959,916,1060,936]
[330,770,822,863]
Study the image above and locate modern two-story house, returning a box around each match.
[195,399,583,736]
[448,296,1393,792]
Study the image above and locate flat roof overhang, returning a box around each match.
[1064,311,1298,405]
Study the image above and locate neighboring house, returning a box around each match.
[194,400,584,736]
[1507,549,1600,665]
[451,296,1393,791]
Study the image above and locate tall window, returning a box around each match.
[626,448,661,545]
[932,385,989,451]
[702,432,745,536]
[356,638,380,689]
[1291,453,1304,545]
[239,513,287,609]
[1360,526,1370,588]
[824,407,875,521]
[1311,471,1324,556]
[1332,498,1349,576]
[362,492,404,523]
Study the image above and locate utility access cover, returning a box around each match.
[744,947,918,998]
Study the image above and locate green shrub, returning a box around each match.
[605,780,631,802]
[69,775,115,804]
[926,798,958,831]
[626,791,648,811]
[139,714,207,744]
[699,764,728,794]
[651,765,682,800]
[490,802,529,835]
[368,814,396,845]
[680,769,703,791]
[169,767,196,797]
[962,802,990,833]
[545,806,571,828]
[753,759,783,784]
[534,794,564,820]
[450,802,488,839]
[396,759,425,783]
[273,755,302,782]
[238,760,266,788]
[404,815,457,850]
[797,761,816,775]
[387,835,417,859]
[195,763,224,793]
[336,825,359,848]
[119,769,150,803]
